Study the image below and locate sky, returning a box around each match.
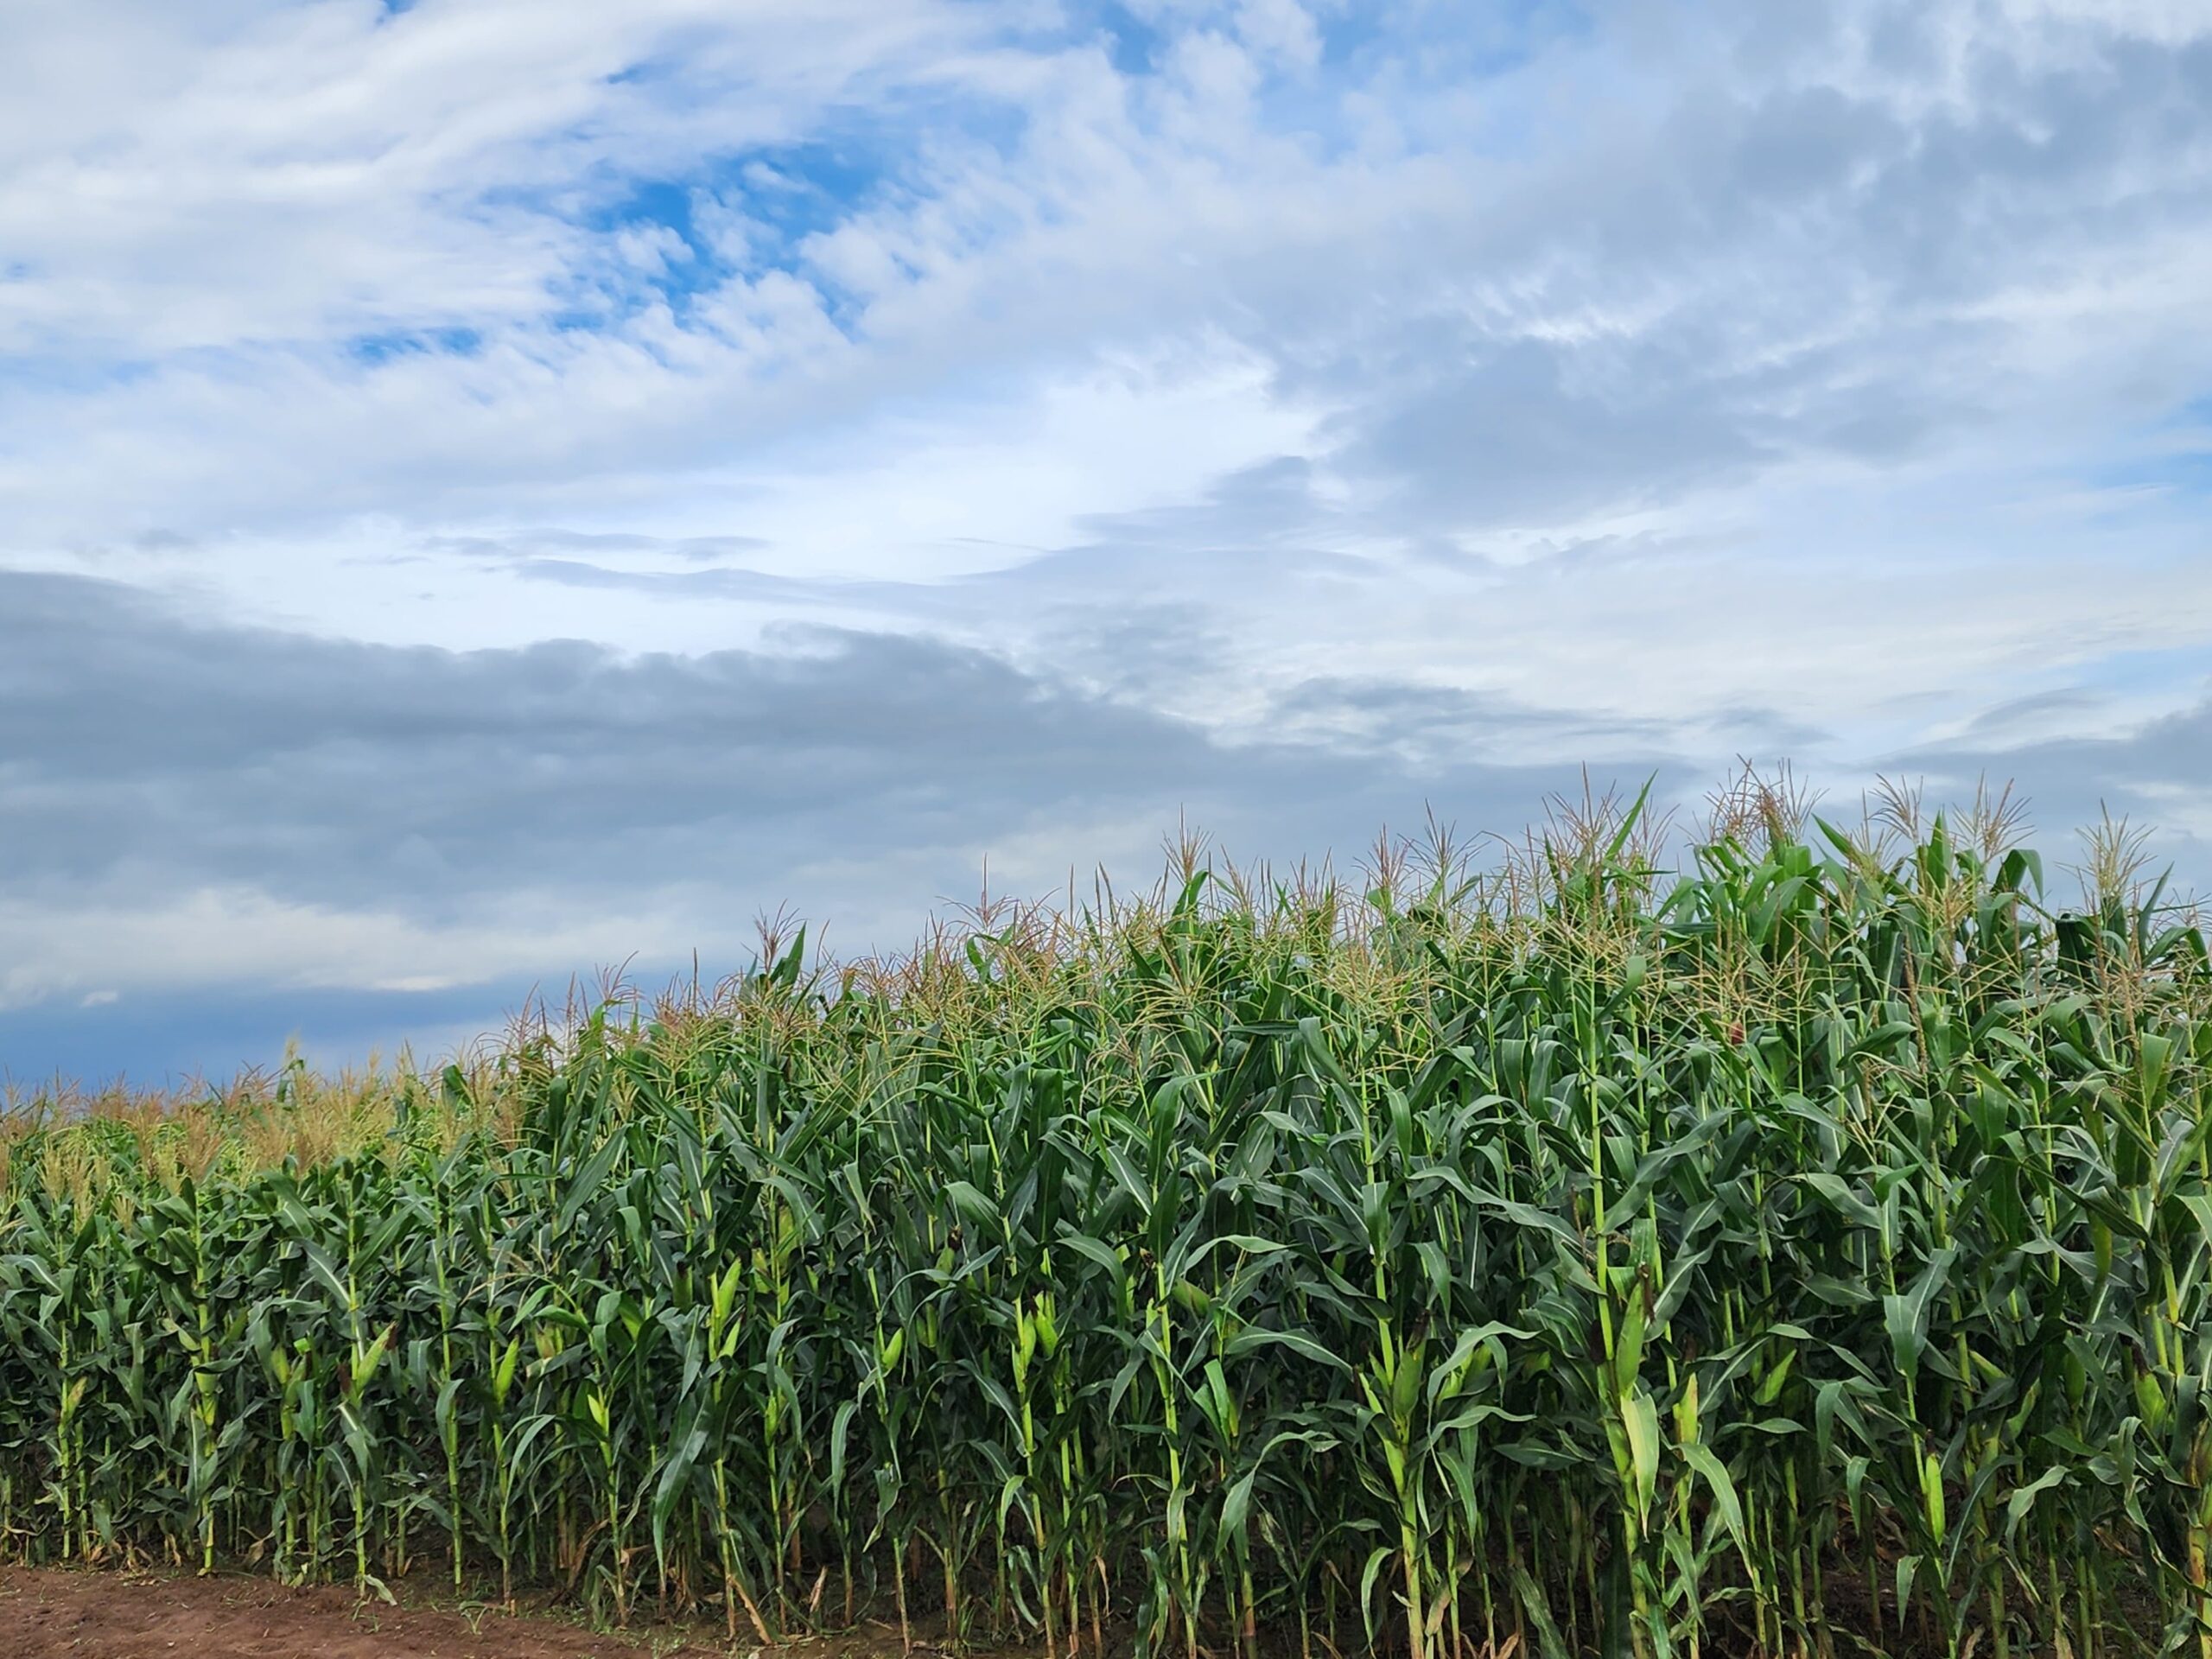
[3,0,2210,1085]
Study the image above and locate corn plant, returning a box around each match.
[2,788,2208,1659]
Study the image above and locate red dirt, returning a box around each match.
[0,1567,714,1658]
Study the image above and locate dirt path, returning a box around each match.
[0,1567,712,1658]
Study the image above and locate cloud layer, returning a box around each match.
[2,0,2209,1078]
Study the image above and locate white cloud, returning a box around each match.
[0,0,1014,353]
[0,883,757,1012]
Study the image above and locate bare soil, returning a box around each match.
[0,1567,745,1658]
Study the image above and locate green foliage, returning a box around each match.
[3,799,2209,1659]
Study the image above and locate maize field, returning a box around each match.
[3,785,2209,1659]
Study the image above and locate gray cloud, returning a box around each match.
[1343,334,1775,529]
[0,569,1663,925]
[1896,689,2212,900]
[1254,10,2212,538]
[3,564,2202,1078]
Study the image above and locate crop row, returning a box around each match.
[3,795,2209,1658]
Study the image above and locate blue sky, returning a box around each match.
[2,0,2209,1085]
